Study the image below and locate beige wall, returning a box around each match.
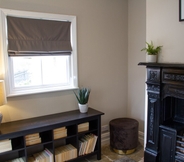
[147,0,184,63]
[0,0,128,125]
[127,0,184,132]
[128,0,146,132]
[138,0,184,142]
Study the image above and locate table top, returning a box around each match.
[0,108,104,139]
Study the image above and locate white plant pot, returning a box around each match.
[146,55,157,63]
[78,103,88,113]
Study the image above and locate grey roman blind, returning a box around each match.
[7,16,72,56]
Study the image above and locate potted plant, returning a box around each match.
[141,41,162,63]
[73,87,91,113]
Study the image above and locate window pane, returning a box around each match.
[42,56,69,85]
[12,56,69,88]
[13,57,42,87]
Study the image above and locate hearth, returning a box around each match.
[139,63,184,162]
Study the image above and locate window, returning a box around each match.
[12,56,69,86]
[0,9,78,96]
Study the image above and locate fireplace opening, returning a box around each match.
[163,97,184,125]
[162,96,184,161]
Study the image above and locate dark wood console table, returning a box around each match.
[139,62,184,162]
[0,108,104,162]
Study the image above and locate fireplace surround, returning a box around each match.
[139,62,184,162]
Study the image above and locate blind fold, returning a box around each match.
[7,16,72,56]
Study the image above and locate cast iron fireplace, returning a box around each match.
[139,62,184,162]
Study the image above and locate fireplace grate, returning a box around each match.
[175,134,184,161]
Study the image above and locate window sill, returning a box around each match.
[7,86,79,97]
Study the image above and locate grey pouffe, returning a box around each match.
[109,118,138,154]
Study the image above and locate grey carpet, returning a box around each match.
[113,156,136,162]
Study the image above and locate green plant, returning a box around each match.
[141,41,162,55]
[73,88,90,104]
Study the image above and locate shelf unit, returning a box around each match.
[0,108,104,162]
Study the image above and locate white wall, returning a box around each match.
[127,0,184,133]
[139,0,184,145]
[128,0,146,132]
[147,0,184,63]
[0,0,128,125]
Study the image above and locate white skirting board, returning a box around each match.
[101,125,144,146]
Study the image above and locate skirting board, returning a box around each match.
[101,125,144,146]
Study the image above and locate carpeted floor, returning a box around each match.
[138,157,144,162]
[114,157,144,162]
[113,156,136,162]
[80,142,144,162]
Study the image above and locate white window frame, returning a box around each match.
[0,8,78,97]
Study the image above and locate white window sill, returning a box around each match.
[7,86,79,97]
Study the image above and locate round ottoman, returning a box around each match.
[109,118,138,154]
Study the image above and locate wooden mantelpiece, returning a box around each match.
[139,62,184,162]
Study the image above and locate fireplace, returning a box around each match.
[139,63,184,162]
